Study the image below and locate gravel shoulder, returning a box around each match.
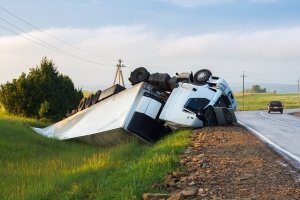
[161,125,300,199]
[292,112,300,117]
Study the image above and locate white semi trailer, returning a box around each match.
[33,69,237,145]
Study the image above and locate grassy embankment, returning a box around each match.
[0,108,191,200]
[234,92,300,111]
[0,92,298,199]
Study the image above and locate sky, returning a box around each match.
[0,0,300,91]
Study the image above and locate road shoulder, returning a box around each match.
[152,125,300,199]
[292,112,300,117]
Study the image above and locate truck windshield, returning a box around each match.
[184,98,210,113]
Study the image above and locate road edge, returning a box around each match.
[238,120,300,170]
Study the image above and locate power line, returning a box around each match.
[0,22,114,67]
[0,5,176,74]
[0,6,115,66]
[0,17,64,52]
[298,79,300,106]
[0,24,51,49]
[0,13,117,67]
[0,5,165,71]
[0,5,121,63]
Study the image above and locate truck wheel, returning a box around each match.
[129,67,150,85]
[148,73,171,91]
[92,90,101,105]
[177,72,193,83]
[78,97,87,111]
[193,69,212,85]
[223,108,234,124]
[204,106,217,126]
[85,94,94,109]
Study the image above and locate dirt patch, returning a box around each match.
[292,112,300,118]
[159,125,300,199]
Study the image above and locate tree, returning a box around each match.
[0,57,83,121]
[248,84,267,93]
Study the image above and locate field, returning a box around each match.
[234,92,300,111]
[0,110,191,200]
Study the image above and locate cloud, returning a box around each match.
[0,25,300,90]
[160,28,300,60]
[161,0,280,7]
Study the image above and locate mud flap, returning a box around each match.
[213,107,237,125]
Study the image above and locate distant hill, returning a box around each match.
[229,83,298,93]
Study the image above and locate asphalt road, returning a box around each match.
[236,109,300,167]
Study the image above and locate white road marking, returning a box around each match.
[260,112,300,127]
[238,120,300,164]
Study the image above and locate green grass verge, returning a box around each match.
[0,113,191,200]
[1,92,298,199]
[235,93,300,111]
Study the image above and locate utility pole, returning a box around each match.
[298,79,300,106]
[113,59,125,87]
[241,71,247,111]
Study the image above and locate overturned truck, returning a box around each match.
[33,68,237,145]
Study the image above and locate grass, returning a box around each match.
[1,92,298,199]
[234,92,300,111]
[0,108,192,200]
[83,91,94,97]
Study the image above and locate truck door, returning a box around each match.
[127,92,166,142]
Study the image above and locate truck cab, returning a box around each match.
[159,76,237,129]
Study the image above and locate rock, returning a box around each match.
[165,179,178,188]
[167,193,184,200]
[201,163,208,168]
[143,193,170,200]
[180,159,188,165]
[179,176,188,182]
[198,188,205,195]
[172,172,188,178]
[238,174,254,181]
[180,187,198,196]
[189,181,196,186]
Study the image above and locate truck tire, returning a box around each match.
[177,72,193,83]
[129,67,150,85]
[92,90,101,105]
[85,94,94,109]
[193,69,212,85]
[204,106,217,126]
[222,108,234,124]
[78,97,87,111]
[148,73,171,91]
[168,76,179,91]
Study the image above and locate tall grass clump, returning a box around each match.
[0,112,192,200]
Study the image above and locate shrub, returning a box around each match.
[0,57,83,121]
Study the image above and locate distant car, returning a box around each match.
[268,101,283,114]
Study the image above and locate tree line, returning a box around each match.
[0,57,83,121]
[246,85,267,93]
